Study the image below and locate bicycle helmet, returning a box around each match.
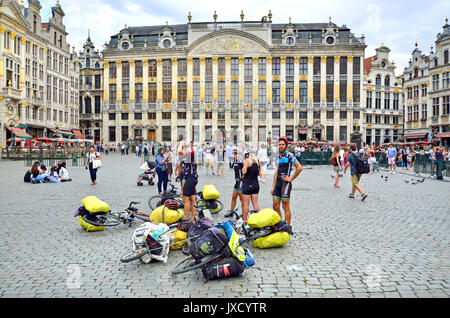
[163,199,180,210]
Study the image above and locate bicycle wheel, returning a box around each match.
[171,252,222,275]
[82,213,121,227]
[120,248,149,263]
[181,242,190,256]
[148,195,162,210]
[210,200,224,214]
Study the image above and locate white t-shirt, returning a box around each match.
[257,148,269,162]
[204,146,214,160]
[339,149,345,161]
[87,152,99,163]
[59,167,69,179]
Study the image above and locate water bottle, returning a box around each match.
[235,219,243,234]
[203,209,213,220]
[151,227,165,240]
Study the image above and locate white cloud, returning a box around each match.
[38,0,449,76]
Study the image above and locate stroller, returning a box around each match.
[137,160,156,186]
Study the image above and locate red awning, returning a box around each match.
[72,129,84,139]
[404,132,428,139]
[6,126,32,139]
[436,132,450,138]
[50,129,75,137]
[298,129,308,134]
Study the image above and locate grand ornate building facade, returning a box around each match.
[402,19,450,145]
[101,13,366,147]
[0,0,80,148]
[78,31,103,141]
[363,45,403,146]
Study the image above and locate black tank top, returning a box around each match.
[244,160,259,184]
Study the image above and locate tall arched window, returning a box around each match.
[414,68,418,78]
[384,75,390,86]
[54,32,57,45]
[375,75,381,87]
[86,57,90,68]
[85,96,92,114]
[444,50,449,65]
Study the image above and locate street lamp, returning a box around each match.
[267,130,272,156]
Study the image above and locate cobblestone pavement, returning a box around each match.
[0,153,449,298]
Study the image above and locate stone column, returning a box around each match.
[187,57,193,102]
[117,61,122,103]
[156,58,163,102]
[294,57,300,142]
[347,56,354,143]
[252,57,259,146]
[171,58,178,144]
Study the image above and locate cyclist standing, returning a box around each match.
[178,141,199,219]
[271,137,302,234]
[241,150,261,224]
[224,148,245,217]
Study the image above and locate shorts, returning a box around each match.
[333,165,340,173]
[273,180,292,202]
[242,181,259,196]
[388,157,396,165]
[233,179,243,193]
[205,158,214,167]
[260,161,268,171]
[217,162,224,168]
[351,174,361,186]
[182,176,198,197]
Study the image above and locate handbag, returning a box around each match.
[93,159,103,169]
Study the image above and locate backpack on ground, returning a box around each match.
[82,196,110,213]
[201,256,245,280]
[187,217,214,240]
[189,227,228,260]
[77,216,105,232]
[149,205,184,224]
[170,230,187,250]
[253,232,290,249]
[248,209,281,229]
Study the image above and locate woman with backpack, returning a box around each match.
[331,146,342,188]
[155,147,170,195]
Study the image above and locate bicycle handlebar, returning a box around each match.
[128,201,140,209]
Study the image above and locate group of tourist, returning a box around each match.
[152,138,302,235]
[24,160,72,184]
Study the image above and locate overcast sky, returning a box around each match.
[37,0,450,75]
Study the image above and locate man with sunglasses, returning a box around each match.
[271,137,302,234]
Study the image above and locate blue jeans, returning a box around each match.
[89,162,97,182]
[156,168,168,193]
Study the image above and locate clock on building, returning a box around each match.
[121,41,129,49]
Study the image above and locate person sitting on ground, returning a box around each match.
[58,162,72,182]
[24,161,41,183]
[30,163,51,183]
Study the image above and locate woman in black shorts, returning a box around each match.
[241,150,261,224]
